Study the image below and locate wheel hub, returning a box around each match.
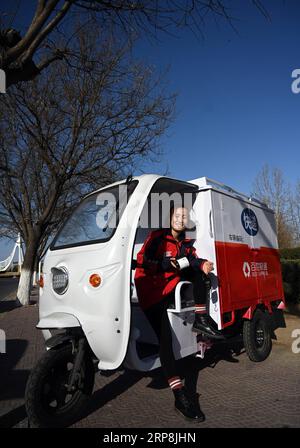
[255,326,265,347]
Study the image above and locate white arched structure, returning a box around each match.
[0,234,24,272]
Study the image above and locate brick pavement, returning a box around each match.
[0,292,300,428]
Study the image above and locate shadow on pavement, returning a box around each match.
[0,338,28,375]
[0,405,27,428]
[0,339,30,428]
[77,338,245,426]
[178,341,244,399]
[285,304,300,318]
[79,369,145,423]
[0,299,22,314]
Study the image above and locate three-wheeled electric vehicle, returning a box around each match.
[25,174,286,427]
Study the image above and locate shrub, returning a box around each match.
[280,247,300,260]
[280,260,300,304]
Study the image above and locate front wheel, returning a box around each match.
[25,343,95,428]
[243,309,272,362]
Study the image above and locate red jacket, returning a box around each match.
[134,229,207,310]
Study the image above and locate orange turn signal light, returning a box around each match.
[39,275,44,288]
[89,273,101,288]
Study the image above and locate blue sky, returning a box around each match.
[1,0,300,258]
[134,0,300,192]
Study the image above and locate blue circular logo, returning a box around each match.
[241,208,259,236]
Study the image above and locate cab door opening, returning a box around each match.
[126,178,198,369]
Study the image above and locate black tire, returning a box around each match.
[25,343,95,428]
[243,309,272,362]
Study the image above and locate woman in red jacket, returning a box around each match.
[134,205,222,422]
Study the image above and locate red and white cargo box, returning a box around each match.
[189,177,285,330]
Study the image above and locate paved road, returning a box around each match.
[0,278,18,301]
[0,296,299,429]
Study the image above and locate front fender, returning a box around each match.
[37,312,81,329]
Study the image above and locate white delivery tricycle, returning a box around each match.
[25,174,286,427]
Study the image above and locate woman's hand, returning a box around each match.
[202,260,214,275]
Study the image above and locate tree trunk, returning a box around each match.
[16,236,40,306]
[32,256,39,286]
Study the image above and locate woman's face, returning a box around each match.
[171,207,188,232]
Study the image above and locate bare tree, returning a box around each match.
[252,164,296,248]
[0,0,269,87]
[0,27,175,305]
[287,180,300,246]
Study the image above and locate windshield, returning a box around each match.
[51,181,138,249]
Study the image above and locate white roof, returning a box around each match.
[189,176,269,209]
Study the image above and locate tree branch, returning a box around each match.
[5,0,60,64]
[22,1,73,63]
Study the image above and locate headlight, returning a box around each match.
[51,267,69,295]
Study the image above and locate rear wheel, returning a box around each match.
[25,343,95,427]
[243,309,272,362]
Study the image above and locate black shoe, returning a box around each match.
[174,388,205,422]
[191,392,205,419]
[193,314,225,340]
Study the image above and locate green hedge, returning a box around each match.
[280,259,300,304]
[280,247,300,260]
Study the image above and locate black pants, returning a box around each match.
[181,268,210,304]
[144,269,208,380]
